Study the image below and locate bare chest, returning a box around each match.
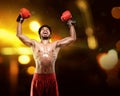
[39,45,53,57]
[32,43,58,58]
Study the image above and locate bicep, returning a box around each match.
[56,37,74,48]
[17,34,34,46]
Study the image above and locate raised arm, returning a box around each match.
[56,10,76,48]
[56,20,76,47]
[16,22,34,46]
[16,8,34,47]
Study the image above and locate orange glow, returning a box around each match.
[0,56,3,64]
[10,60,19,76]
[111,7,120,19]
[96,53,107,65]
[27,66,35,75]
[52,34,62,42]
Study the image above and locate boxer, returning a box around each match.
[16,8,76,96]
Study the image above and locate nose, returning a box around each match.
[43,30,47,33]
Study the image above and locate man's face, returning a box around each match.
[40,27,51,39]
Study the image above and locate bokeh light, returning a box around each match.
[29,21,40,32]
[27,66,35,75]
[87,36,98,49]
[97,49,118,70]
[18,55,31,65]
[111,7,120,19]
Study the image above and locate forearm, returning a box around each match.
[56,10,76,47]
[16,8,33,46]
[16,22,27,43]
[16,22,32,46]
[16,22,22,37]
[69,24,76,41]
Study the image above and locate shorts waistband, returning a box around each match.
[33,73,56,80]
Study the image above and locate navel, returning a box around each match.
[38,50,40,52]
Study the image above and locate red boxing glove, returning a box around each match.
[19,8,31,19]
[61,10,72,22]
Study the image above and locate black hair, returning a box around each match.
[38,25,52,35]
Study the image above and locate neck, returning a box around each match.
[41,39,50,44]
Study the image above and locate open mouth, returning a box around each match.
[43,31,48,34]
[43,33,48,36]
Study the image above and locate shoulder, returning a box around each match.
[30,39,40,47]
[31,39,40,43]
[51,40,61,48]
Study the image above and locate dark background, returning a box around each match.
[0,0,120,96]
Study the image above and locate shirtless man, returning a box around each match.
[16,10,76,96]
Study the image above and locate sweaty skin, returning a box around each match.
[17,21,76,74]
[31,40,60,74]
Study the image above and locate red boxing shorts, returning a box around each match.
[30,73,59,96]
